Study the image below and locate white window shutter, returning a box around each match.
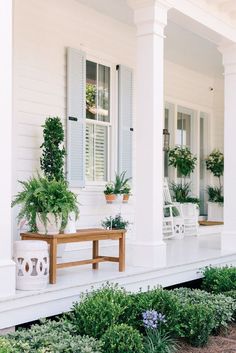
[117,65,133,179]
[66,47,86,188]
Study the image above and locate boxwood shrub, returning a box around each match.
[124,289,184,337]
[202,266,236,293]
[101,324,144,353]
[180,303,214,347]
[71,283,132,338]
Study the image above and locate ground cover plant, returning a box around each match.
[4,319,103,353]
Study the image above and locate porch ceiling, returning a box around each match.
[206,0,236,22]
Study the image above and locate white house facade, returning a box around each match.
[1,0,236,329]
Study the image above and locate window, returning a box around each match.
[85,60,111,182]
[199,112,209,215]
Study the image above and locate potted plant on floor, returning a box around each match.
[168,146,199,215]
[12,176,79,235]
[206,149,224,222]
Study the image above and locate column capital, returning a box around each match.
[218,42,236,75]
[127,0,172,36]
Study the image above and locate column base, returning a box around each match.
[0,260,15,298]
[221,231,236,251]
[127,241,166,268]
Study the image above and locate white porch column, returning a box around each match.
[128,0,170,267]
[0,0,15,297]
[220,43,236,251]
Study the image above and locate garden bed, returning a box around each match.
[1,266,236,353]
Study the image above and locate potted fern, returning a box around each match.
[12,176,79,234]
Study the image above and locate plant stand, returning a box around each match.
[14,240,49,290]
[208,202,224,222]
[173,217,185,239]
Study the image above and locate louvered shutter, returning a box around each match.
[117,65,133,179]
[66,47,86,188]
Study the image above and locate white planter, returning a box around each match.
[64,212,77,234]
[207,202,224,222]
[113,194,123,204]
[14,240,49,290]
[36,213,62,235]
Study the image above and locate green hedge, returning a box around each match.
[202,266,236,293]
[71,284,236,348]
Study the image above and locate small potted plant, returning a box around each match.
[113,171,132,203]
[12,175,79,234]
[121,184,132,203]
[101,214,129,230]
[104,183,116,203]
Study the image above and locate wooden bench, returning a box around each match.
[20,228,126,284]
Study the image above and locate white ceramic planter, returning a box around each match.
[113,194,123,204]
[64,212,77,234]
[36,213,62,235]
[207,202,224,222]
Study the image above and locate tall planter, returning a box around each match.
[207,202,223,222]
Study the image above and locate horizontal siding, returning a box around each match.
[13,0,136,237]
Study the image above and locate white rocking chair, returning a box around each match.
[163,180,184,239]
[163,179,199,239]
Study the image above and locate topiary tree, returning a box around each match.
[40,117,66,181]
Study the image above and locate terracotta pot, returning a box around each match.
[123,194,130,203]
[105,194,116,203]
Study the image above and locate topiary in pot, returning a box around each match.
[40,117,66,182]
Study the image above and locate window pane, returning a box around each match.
[86,61,97,120]
[98,64,110,122]
[94,125,108,181]
[85,123,108,181]
[177,112,191,147]
[85,124,94,181]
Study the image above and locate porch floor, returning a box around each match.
[1,225,236,329]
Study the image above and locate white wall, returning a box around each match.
[13,0,224,244]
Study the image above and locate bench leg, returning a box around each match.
[92,240,99,269]
[119,234,125,272]
[49,239,57,284]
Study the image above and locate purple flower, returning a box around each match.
[142,310,166,330]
